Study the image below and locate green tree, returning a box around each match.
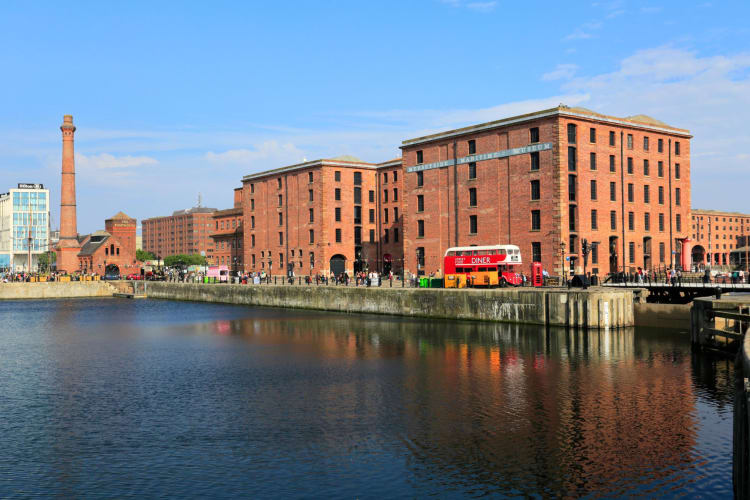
[38,251,56,272]
[136,249,156,262]
[163,253,207,267]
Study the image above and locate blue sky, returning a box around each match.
[2,0,749,233]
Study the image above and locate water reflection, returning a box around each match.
[0,299,733,497]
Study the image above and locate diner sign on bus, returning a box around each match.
[406,142,553,173]
[454,255,506,266]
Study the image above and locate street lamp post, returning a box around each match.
[560,241,566,286]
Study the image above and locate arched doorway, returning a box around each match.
[105,263,120,278]
[329,254,346,277]
[692,245,706,269]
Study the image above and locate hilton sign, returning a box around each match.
[17,183,44,189]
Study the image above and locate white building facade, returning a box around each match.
[0,183,50,272]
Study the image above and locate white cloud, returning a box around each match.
[205,140,305,170]
[75,153,158,170]
[542,64,579,81]
[558,46,750,210]
[440,0,496,11]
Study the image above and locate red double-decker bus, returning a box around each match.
[444,245,523,286]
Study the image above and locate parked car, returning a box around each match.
[103,271,121,281]
[126,273,143,280]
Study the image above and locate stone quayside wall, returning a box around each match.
[0,281,115,300]
[146,283,634,329]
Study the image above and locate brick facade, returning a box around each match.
[142,206,216,259]
[690,209,750,268]
[241,158,404,277]
[209,206,243,271]
[77,212,138,276]
[400,106,692,277]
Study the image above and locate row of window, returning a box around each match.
[250,252,315,270]
[564,209,682,233]
[572,179,681,205]
[567,123,681,155]
[568,149,682,178]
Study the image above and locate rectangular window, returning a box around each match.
[335,188,341,201]
[416,150,423,164]
[659,242,665,263]
[369,209,375,223]
[250,183,255,194]
[278,212,283,225]
[628,211,634,231]
[659,213,665,232]
[335,171,341,182]
[643,136,649,151]
[394,228,399,242]
[610,181,617,201]
[383,172,388,184]
[251,215,255,228]
[393,171,398,182]
[590,180,597,200]
[277,178,282,189]
[658,138,664,153]
[530,153,539,171]
[532,242,542,263]
[470,215,478,234]
[627,157,633,174]
[643,159,649,176]
[590,152,596,170]
[383,208,389,223]
[416,171,423,187]
[676,214,682,232]
[627,134,633,149]
[531,180,540,200]
[675,187,681,206]
[675,164,680,179]
[252,254,256,266]
[645,213,650,231]
[592,244,598,264]
[308,172,313,183]
[383,189,388,203]
[589,127,596,143]
[309,208,314,223]
[609,131,616,146]
[309,230,314,244]
[531,210,541,231]
[644,185,650,204]
[469,187,478,206]
[308,189,314,202]
[629,241,635,263]
[370,229,376,243]
[394,207,399,221]
[468,140,476,154]
[675,141,681,155]
[418,220,424,237]
[279,232,283,245]
[530,127,539,143]
[251,234,256,247]
[354,187,362,204]
[610,210,617,230]
[335,207,341,222]
[568,146,577,171]
[469,162,477,178]
[355,228,362,245]
[417,195,424,212]
[658,186,664,204]
[609,155,616,172]
[591,209,598,230]
[658,161,664,177]
[393,188,398,201]
[567,123,577,144]
[627,183,634,202]
[569,205,577,231]
[335,228,342,243]
[354,206,362,224]
[568,175,577,201]
[278,194,283,206]
[353,172,362,185]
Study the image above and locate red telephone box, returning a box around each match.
[531,262,543,287]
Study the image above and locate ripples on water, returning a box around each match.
[0,298,735,498]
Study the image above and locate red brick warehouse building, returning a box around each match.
[77,212,139,276]
[142,205,216,260]
[400,105,692,278]
[241,156,404,277]
[209,187,244,271]
[690,209,750,268]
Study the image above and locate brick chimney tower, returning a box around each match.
[55,115,81,273]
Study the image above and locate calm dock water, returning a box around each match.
[0,298,735,497]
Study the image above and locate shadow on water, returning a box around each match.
[0,299,736,498]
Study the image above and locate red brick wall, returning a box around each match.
[691,210,750,266]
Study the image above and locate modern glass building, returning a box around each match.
[0,184,50,272]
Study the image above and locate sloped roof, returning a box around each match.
[107,211,134,221]
[79,232,111,256]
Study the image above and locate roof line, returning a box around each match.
[241,158,379,182]
[400,107,691,147]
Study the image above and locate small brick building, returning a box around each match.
[690,209,750,268]
[210,188,244,271]
[77,212,138,276]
